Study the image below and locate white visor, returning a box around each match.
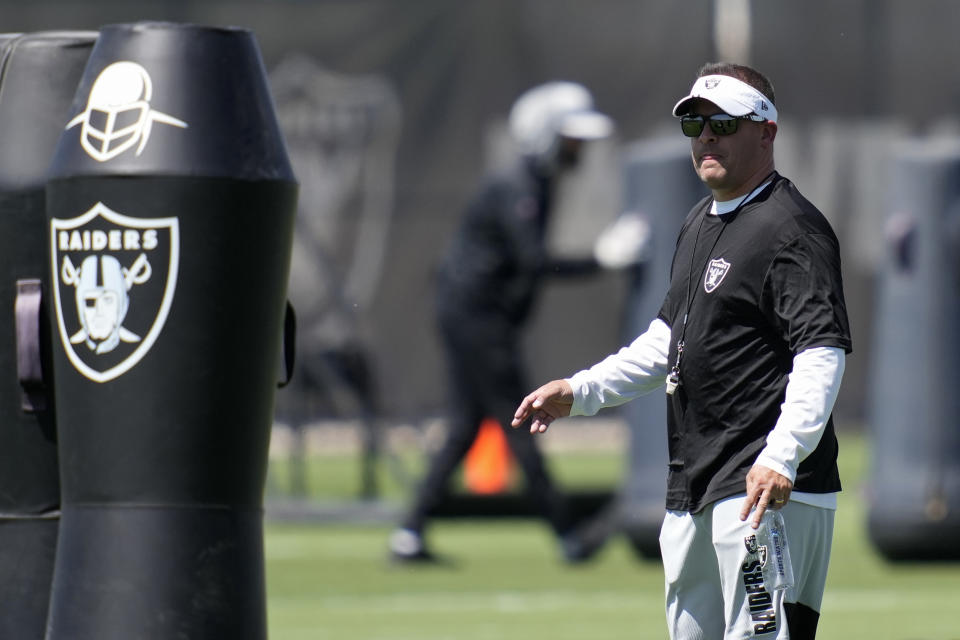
[672,74,777,123]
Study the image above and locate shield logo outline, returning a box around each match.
[50,201,179,383]
[703,257,731,293]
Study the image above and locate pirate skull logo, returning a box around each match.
[61,254,151,354]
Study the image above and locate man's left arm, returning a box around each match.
[739,345,846,528]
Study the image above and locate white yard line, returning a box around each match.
[269,589,657,614]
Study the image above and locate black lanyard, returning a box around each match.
[665,173,776,395]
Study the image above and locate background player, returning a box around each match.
[390,81,637,564]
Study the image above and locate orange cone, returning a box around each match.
[464,418,514,494]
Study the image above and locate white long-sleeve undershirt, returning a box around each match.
[567,318,672,416]
[566,317,845,509]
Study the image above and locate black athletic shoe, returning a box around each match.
[388,528,447,565]
[560,529,606,564]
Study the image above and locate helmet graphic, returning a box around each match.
[507,81,613,158]
[63,254,151,354]
[65,61,187,162]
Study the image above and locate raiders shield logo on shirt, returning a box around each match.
[704,258,731,293]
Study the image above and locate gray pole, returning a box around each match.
[713,0,752,64]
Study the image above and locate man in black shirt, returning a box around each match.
[513,63,851,639]
[389,82,618,564]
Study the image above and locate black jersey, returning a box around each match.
[657,174,852,513]
[435,159,551,325]
[436,158,599,327]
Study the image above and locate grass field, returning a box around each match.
[263,431,960,639]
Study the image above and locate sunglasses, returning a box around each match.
[680,113,767,137]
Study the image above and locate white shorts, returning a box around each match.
[659,496,834,640]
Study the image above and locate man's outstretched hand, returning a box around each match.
[512,379,574,434]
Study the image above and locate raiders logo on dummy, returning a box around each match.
[50,201,178,383]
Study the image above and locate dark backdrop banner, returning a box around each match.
[1,0,956,419]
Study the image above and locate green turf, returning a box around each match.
[264,432,960,639]
[265,447,625,501]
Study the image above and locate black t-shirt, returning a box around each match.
[436,158,600,328]
[657,174,852,513]
[436,160,551,326]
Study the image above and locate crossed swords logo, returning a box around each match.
[60,253,152,354]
